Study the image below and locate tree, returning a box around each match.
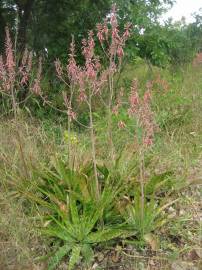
[114,0,175,65]
[0,3,6,53]
[0,0,112,61]
[0,1,16,53]
[15,0,35,53]
[186,8,202,52]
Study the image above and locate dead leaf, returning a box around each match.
[96,252,104,262]
[171,260,198,270]
[144,233,159,251]
[188,249,200,261]
[111,251,120,263]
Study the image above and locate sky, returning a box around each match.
[162,0,202,23]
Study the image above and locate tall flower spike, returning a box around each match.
[123,23,132,42]
[96,23,104,43]
[55,59,63,78]
[27,51,33,73]
[32,57,42,95]
[128,79,139,115]
[5,27,15,91]
[21,48,28,68]
[0,56,4,80]
[5,27,15,72]
[87,31,95,59]
[67,37,79,83]
[19,48,31,85]
[128,79,157,148]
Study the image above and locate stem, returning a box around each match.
[67,86,74,167]
[139,148,145,236]
[67,112,71,165]
[88,97,99,200]
[16,129,29,179]
[107,64,115,163]
[14,9,19,61]
[11,86,17,118]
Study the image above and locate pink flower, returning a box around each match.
[5,27,15,73]
[78,90,87,102]
[129,79,139,112]
[55,59,63,78]
[112,105,119,115]
[123,23,132,41]
[20,73,29,85]
[128,79,157,147]
[143,137,153,147]
[67,58,78,82]
[19,49,33,86]
[86,62,96,79]
[27,51,33,73]
[32,79,41,95]
[32,57,42,95]
[68,109,77,121]
[0,56,5,81]
[4,27,15,91]
[118,120,126,129]
[117,46,124,58]
[21,48,28,68]
[96,23,104,43]
[143,90,152,103]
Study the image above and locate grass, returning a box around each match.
[0,61,201,270]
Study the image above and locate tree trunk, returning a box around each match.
[15,0,35,53]
[0,5,6,54]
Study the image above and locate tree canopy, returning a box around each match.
[0,0,201,66]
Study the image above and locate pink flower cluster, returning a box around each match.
[128,79,157,147]
[32,57,42,95]
[147,73,169,93]
[96,4,131,61]
[54,5,132,122]
[55,34,107,119]
[0,27,41,95]
[19,47,33,86]
[0,27,15,91]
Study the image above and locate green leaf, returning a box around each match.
[86,228,124,243]
[144,171,173,195]
[48,244,71,270]
[68,245,81,270]
[69,195,80,225]
[42,226,72,242]
[82,244,94,266]
[48,215,76,239]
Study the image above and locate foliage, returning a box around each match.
[123,172,181,247]
[0,0,112,61]
[1,0,201,70]
[22,158,128,269]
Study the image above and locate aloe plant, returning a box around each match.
[44,192,126,270]
[122,173,180,247]
[23,158,129,269]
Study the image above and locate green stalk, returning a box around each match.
[88,97,99,200]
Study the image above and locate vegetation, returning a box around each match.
[0,2,201,270]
